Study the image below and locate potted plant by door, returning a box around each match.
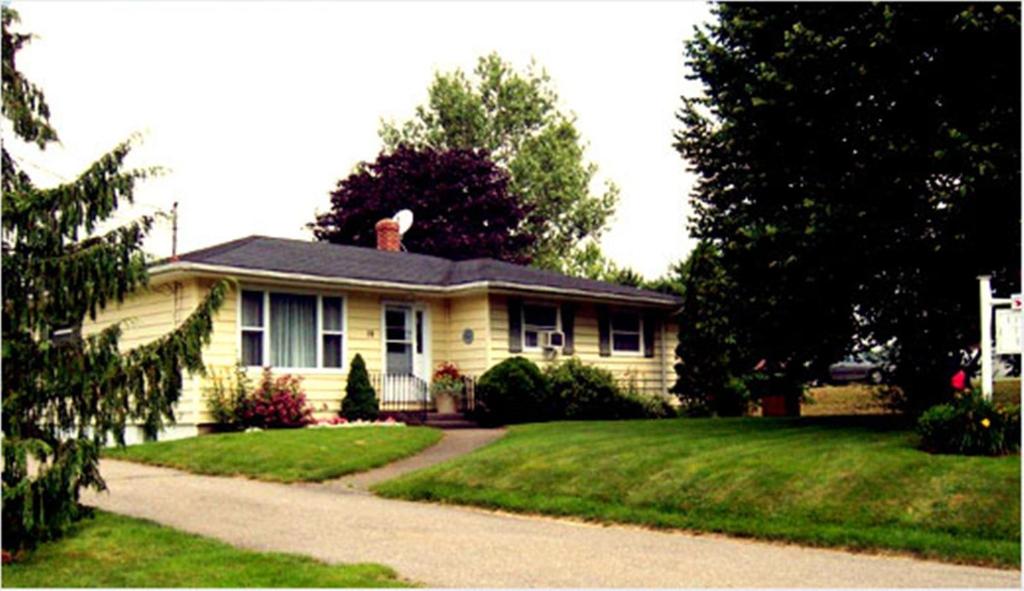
[430,362,465,414]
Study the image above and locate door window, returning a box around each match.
[385,307,413,375]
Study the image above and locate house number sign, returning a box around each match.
[462,328,474,345]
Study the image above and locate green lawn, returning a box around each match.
[803,384,888,416]
[374,417,1021,567]
[106,427,442,483]
[994,378,1021,407]
[2,510,411,587]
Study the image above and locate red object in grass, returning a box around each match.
[762,395,801,417]
[951,370,967,390]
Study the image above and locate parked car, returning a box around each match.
[828,352,893,385]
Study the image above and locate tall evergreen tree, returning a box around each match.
[1,7,228,551]
[677,3,1020,411]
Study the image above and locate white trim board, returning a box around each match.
[150,262,681,307]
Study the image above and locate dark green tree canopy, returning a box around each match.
[677,3,1020,410]
[2,7,227,551]
[670,241,746,416]
[380,53,619,275]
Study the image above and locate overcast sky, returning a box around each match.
[8,0,711,278]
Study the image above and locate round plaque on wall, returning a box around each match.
[462,328,474,345]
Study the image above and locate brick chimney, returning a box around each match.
[375,218,401,252]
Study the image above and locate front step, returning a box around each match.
[425,412,479,429]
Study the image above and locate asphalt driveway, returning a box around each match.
[83,459,1019,588]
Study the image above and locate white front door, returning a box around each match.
[383,303,428,404]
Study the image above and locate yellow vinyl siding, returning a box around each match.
[193,282,453,422]
[489,294,675,393]
[82,276,207,423]
[429,298,451,372]
[446,292,491,377]
[86,271,678,430]
[194,281,386,422]
[663,320,680,391]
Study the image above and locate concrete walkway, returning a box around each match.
[308,428,506,493]
[83,460,1019,588]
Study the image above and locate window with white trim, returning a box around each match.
[522,303,559,349]
[240,290,265,366]
[321,297,344,368]
[240,289,345,369]
[610,311,642,354]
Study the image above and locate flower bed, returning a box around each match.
[306,416,405,429]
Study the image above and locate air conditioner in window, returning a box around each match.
[540,330,565,350]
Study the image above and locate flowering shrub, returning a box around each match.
[917,390,1020,456]
[307,416,403,428]
[238,368,314,429]
[433,362,462,381]
[430,362,465,401]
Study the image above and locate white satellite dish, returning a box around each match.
[393,209,414,235]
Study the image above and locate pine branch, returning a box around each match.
[1,7,58,148]
[122,279,231,438]
[2,138,162,244]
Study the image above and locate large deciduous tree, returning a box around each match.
[380,53,619,274]
[311,145,534,263]
[1,7,227,552]
[677,3,1020,412]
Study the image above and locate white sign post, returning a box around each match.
[978,276,1019,400]
[980,276,993,399]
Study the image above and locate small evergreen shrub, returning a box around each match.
[917,390,1021,456]
[474,357,551,425]
[342,353,379,421]
[238,368,313,428]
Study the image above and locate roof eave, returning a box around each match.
[151,261,682,307]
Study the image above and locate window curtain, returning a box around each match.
[270,293,316,367]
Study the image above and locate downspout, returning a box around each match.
[660,315,668,394]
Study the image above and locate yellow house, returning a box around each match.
[86,230,681,440]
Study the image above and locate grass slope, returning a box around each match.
[375,417,1021,567]
[2,511,411,588]
[107,427,442,483]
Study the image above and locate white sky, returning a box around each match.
[8,0,710,278]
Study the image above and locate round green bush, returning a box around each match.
[546,358,623,419]
[473,357,551,425]
[917,390,1020,455]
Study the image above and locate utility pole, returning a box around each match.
[171,201,179,261]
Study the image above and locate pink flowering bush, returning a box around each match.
[238,368,314,429]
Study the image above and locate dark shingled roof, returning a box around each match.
[168,235,681,306]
